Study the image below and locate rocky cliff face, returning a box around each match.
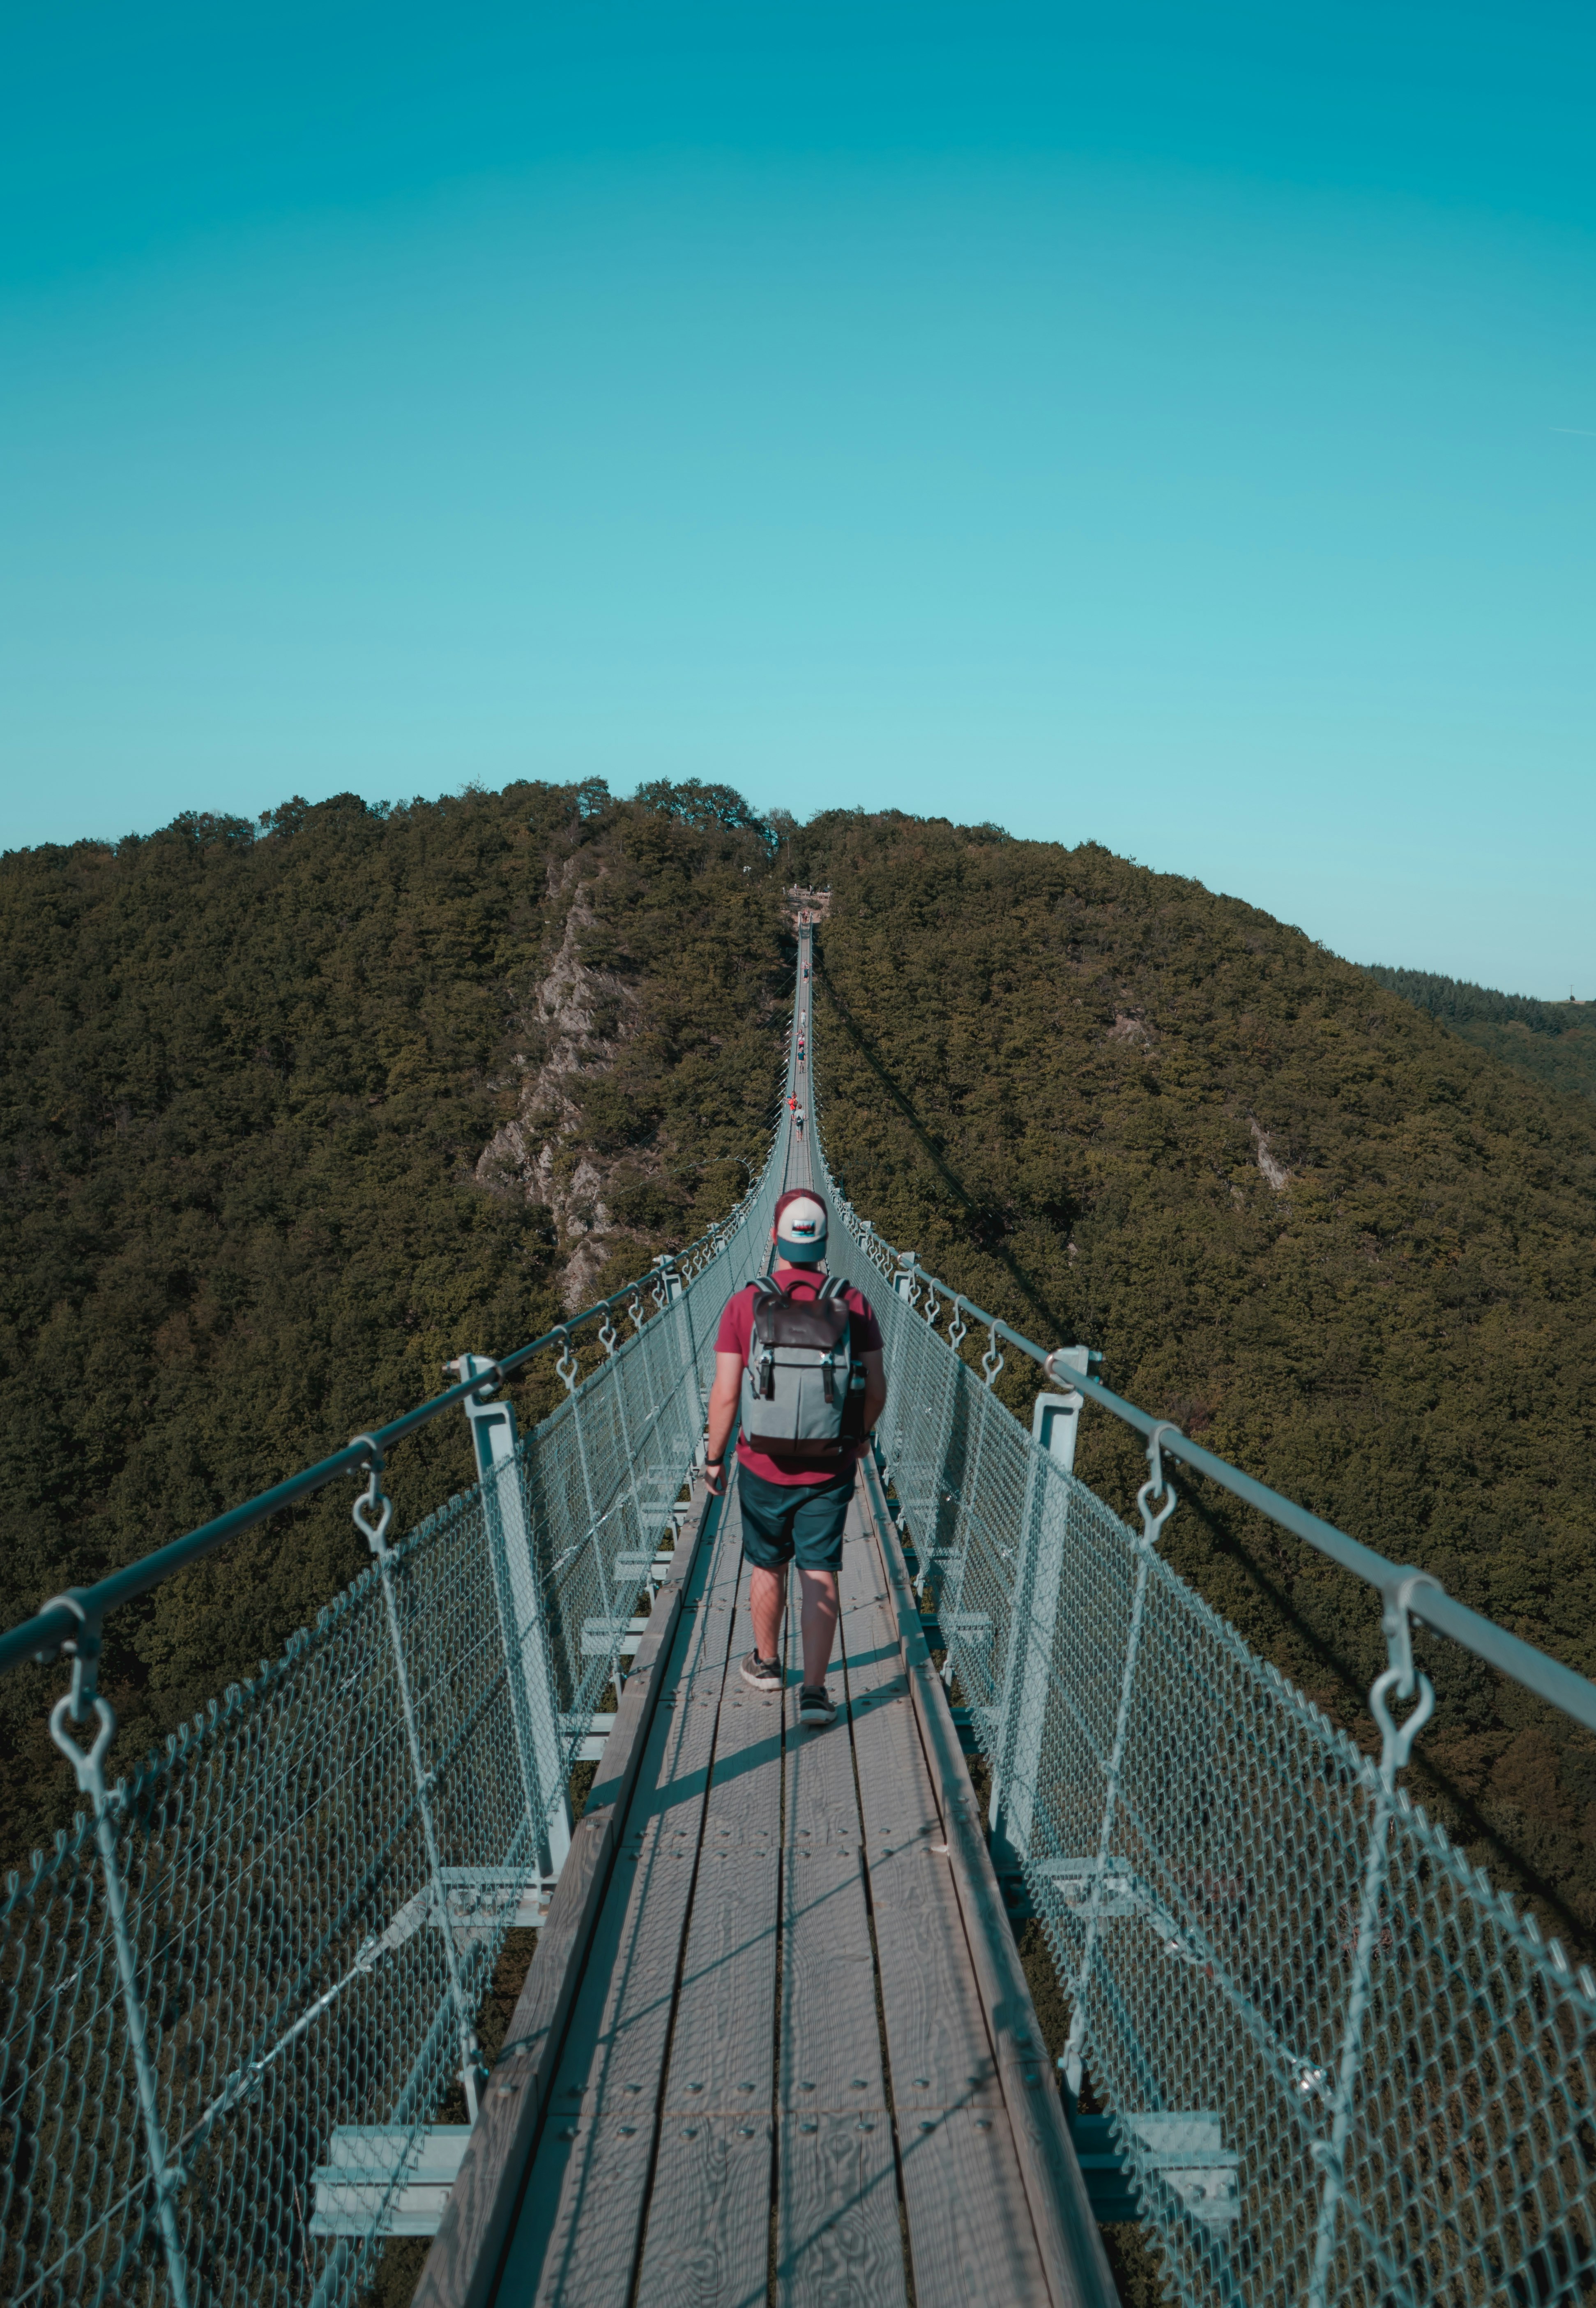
[474,857,645,1309]
[473,808,789,1310]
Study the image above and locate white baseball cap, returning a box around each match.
[773,1190,828,1264]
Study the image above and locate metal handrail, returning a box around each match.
[0,1162,778,1683]
[823,1204,1596,1736]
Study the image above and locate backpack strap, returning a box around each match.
[748,1275,783,1396]
[817,1275,848,1400]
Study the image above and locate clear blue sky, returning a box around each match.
[4,2,1593,994]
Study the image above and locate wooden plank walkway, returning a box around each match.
[449,1468,1112,2308]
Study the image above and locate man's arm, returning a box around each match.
[703,1349,744,1495]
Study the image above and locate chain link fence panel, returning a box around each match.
[820,1154,1596,2308]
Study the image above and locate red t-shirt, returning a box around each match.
[716,1271,884,1486]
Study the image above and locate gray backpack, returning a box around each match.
[739,1273,864,1459]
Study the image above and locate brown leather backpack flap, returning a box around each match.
[757,1298,850,1352]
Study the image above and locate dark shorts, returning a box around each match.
[737,1463,855,1573]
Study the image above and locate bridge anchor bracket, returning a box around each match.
[1068,2107,1241,2230]
[310,2126,472,2238]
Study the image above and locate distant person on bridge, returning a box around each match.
[703,1189,886,1727]
[793,1104,805,1134]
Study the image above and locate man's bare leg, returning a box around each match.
[797,1568,838,1689]
[749,1565,839,1687]
[750,1565,785,1664]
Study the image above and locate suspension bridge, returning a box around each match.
[2,912,1594,2308]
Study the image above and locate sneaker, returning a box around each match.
[740,1651,782,1693]
[798,1684,838,1727]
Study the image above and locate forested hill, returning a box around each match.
[1362,962,1596,1102]
[0,782,785,1857]
[3,789,1594,1955]
[787,812,1596,1954]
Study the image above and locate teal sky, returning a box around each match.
[4,3,1593,994]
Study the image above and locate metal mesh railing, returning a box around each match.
[0,1148,784,2308]
[817,1144,1596,2308]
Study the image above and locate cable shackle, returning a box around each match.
[350,1437,394,1556]
[1371,1570,1441,1784]
[1136,1422,1182,1547]
[352,1484,394,1556]
[49,1690,117,1793]
[38,1588,101,1718]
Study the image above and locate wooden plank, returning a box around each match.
[545,1503,739,2117]
[897,2106,1054,2308]
[636,1497,783,2308]
[495,2114,655,2304]
[777,2110,907,2308]
[500,1507,742,2303]
[836,1559,939,1850]
[413,1482,721,2308]
[544,1814,705,2113]
[775,1488,906,2302]
[835,1507,1055,2305]
[834,1506,937,1829]
[654,1851,781,2110]
[862,1836,1002,2117]
[783,1500,868,1852]
[830,1535,899,1696]
[857,1454,1119,2308]
[632,2118,775,2308]
[693,1688,783,1851]
[657,1510,785,2110]
[836,1536,1003,2122]
[779,1848,884,2115]
[781,1743,861,1846]
[779,1496,882,2112]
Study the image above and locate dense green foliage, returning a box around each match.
[1363,962,1596,1102]
[4,786,1593,1969]
[0,784,783,1861]
[790,813,1596,1955]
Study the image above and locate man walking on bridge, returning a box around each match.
[703,1189,886,1727]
